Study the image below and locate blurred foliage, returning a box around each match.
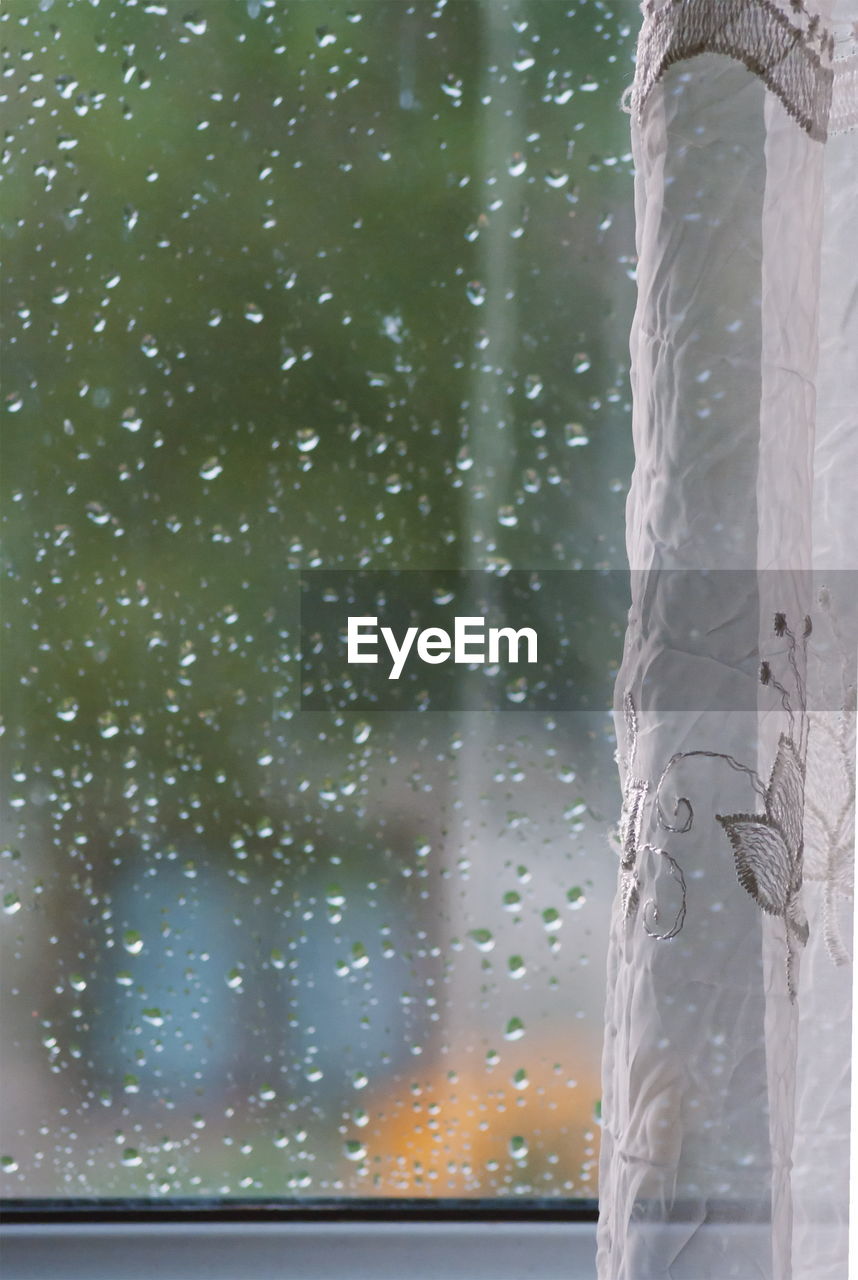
[1,0,637,1199]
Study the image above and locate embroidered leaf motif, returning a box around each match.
[717,732,806,941]
[786,895,809,948]
[620,869,640,919]
[717,813,794,915]
[620,779,648,870]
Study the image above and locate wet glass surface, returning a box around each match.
[1,0,636,1198]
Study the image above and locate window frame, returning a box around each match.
[1,0,636,1254]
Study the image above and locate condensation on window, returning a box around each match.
[1,0,636,1198]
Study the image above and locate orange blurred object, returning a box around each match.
[355,1035,601,1197]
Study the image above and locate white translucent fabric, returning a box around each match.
[598,3,858,1277]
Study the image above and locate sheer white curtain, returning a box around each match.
[599,3,858,1277]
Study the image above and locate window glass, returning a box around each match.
[1,0,636,1199]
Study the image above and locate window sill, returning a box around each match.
[0,1218,598,1280]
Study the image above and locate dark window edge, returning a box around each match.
[0,1197,599,1225]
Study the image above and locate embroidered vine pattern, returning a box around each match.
[617,691,687,942]
[626,0,858,143]
[617,692,647,922]
[618,612,814,999]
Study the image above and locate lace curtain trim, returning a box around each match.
[627,0,858,142]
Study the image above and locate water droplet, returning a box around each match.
[121,1147,142,1167]
[296,429,319,453]
[244,303,264,324]
[565,423,589,447]
[524,374,543,400]
[566,886,586,909]
[259,1085,276,1101]
[512,1068,529,1091]
[504,1016,525,1041]
[573,353,591,374]
[69,974,87,992]
[513,54,535,72]
[183,14,207,35]
[502,891,522,912]
[120,409,142,433]
[142,1007,164,1027]
[509,1135,528,1160]
[179,642,197,668]
[455,447,473,472]
[498,506,518,528]
[508,954,526,979]
[199,457,223,481]
[352,721,371,745]
[123,930,143,955]
[226,968,243,989]
[468,928,495,953]
[466,281,486,307]
[384,474,402,495]
[56,697,78,722]
[86,502,112,527]
[565,799,587,820]
[508,153,527,177]
[545,170,569,189]
[344,1140,366,1161]
[3,893,21,916]
[542,907,562,932]
[1,1156,18,1173]
[140,335,158,358]
[98,712,120,739]
[316,26,337,47]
